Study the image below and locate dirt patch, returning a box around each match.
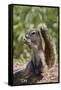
[13,63,59,84]
[37,64,58,83]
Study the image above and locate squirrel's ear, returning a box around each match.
[36,30,40,35]
[37,29,42,37]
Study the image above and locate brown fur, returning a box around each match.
[40,24,57,68]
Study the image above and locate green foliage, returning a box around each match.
[13,5,59,63]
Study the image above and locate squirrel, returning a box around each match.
[13,24,57,85]
[24,23,57,74]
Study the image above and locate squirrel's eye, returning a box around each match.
[31,32,35,35]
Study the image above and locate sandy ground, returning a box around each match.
[13,62,59,84]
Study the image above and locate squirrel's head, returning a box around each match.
[24,28,43,50]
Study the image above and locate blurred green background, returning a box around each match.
[13,5,59,64]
